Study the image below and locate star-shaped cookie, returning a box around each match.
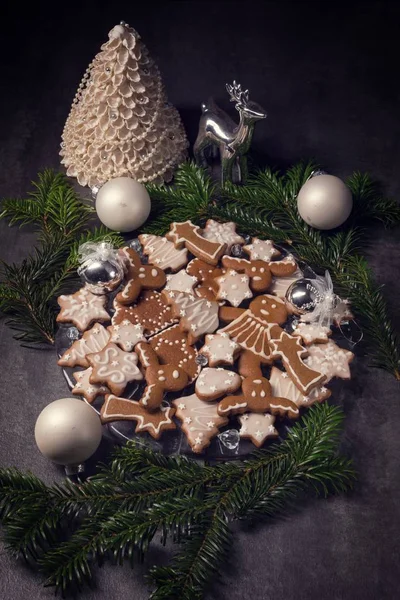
[243,238,281,262]
[58,323,110,368]
[87,342,143,395]
[238,413,279,447]
[165,270,198,294]
[292,322,332,345]
[107,321,146,351]
[199,332,241,367]
[57,287,110,331]
[202,219,245,252]
[303,340,354,382]
[72,367,109,403]
[214,269,253,307]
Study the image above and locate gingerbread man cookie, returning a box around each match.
[138,234,188,271]
[195,368,241,401]
[217,376,300,419]
[269,331,326,395]
[72,367,109,403]
[172,393,229,453]
[166,220,226,266]
[199,332,241,367]
[58,323,110,368]
[303,340,354,382]
[238,413,279,447]
[162,290,219,344]
[101,395,176,439]
[57,287,110,331]
[87,342,143,396]
[202,219,245,252]
[136,342,188,411]
[112,291,177,336]
[107,321,146,352]
[115,247,166,305]
[214,269,253,307]
[221,256,272,293]
[148,324,200,383]
[186,258,223,302]
[269,366,331,407]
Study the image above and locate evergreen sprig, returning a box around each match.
[0,404,354,598]
[0,171,123,345]
[145,161,400,378]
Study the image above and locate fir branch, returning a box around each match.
[0,405,353,598]
[347,171,400,226]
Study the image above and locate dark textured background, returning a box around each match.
[1,1,400,599]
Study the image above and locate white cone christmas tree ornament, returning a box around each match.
[34,398,102,465]
[95,177,151,231]
[60,22,188,188]
[297,174,353,230]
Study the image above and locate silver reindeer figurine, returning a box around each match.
[194,81,267,184]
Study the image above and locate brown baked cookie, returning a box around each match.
[138,234,189,271]
[87,342,143,396]
[218,376,300,419]
[187,258,224,302]
[292,322,332,345]
[101,395,176,439]
[221,256,272,293]
[164,269,198,294]
[269,331,326,395]
[202,219,245,252]
[58,323,110,368]
[166,220,226,266]
[269,366,331,407]
[72,367,109,403]
[195,367,241,401]
[148,324,200,383]
[115,247,166,305]
[214,269,253,307]
[112,290,177,336]
[172,393,229,453]
[57,287,110,331]
[135,342,188,411]
[162,290,219,344]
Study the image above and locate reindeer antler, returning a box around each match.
[226,80,249,106]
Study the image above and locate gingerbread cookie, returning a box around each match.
[148,324,200,383]
[199,332,241,367]
[303,340,354,382]
[186,258,224,302]
[136,342,188,411]
[162,290,219,344]
[221,256,272,293]
[165,269,198,294]
[57,287,110,331]
[292,322,332,345]
[214,269,253,307]
[101,395,176,439]
[195,368,241,401]
[332,300,354,326]
[166,220,226,266]
[115,247,166,305]
[139,234,188,271]
[58,323,110,368]
[72,367,109,403]
[87,342,143,395]
[172,393,229,453]
[107,321,146,352]
[269,331,326,394]
[269,366,331,407]
[268,255,298,277]
[112,291,177,336]
[218,376,299,418]
[243,238,281,262]
[238,412,279,447]
[202,219,245,252]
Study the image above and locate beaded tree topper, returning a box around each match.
[60,22,188,188]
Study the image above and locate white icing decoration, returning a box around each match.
[140,234,188,271]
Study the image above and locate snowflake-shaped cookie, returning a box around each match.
[202,220,245,252]
[215,269,253,307]
[304,340,354,382]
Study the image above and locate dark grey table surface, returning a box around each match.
[1,2,400,599]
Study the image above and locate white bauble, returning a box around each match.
[297,174,353,230]
[96,177,151,232]
[34,398,102,465]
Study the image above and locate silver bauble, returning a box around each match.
[285,278,324,314]
[79,258,124,294]
[34,398,102,465]
[297,174,353,230]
